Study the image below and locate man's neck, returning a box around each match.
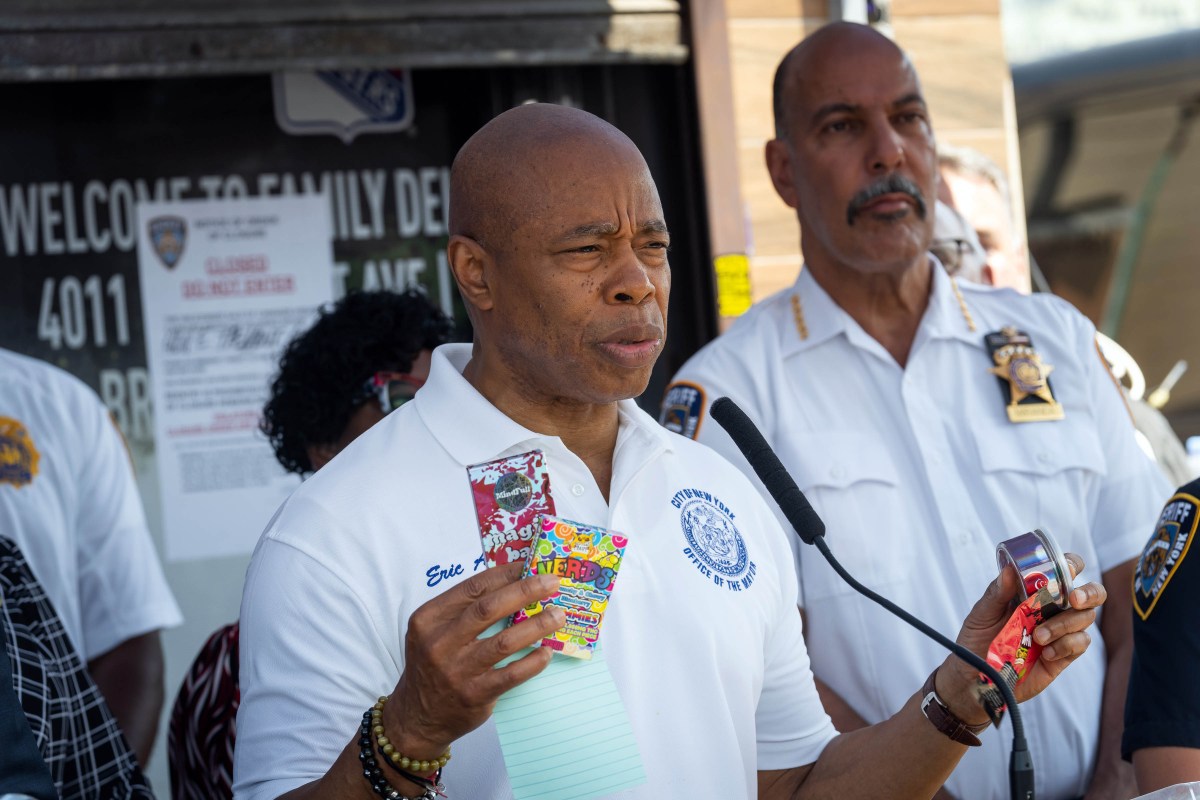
[804,254,933,368]
[462,354,619,501]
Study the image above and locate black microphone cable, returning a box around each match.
[710,396,1034,800]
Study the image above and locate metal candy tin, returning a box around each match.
[996,528,1073,612]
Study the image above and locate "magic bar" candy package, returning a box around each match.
[513,515,628,660]
[467,450,555,568]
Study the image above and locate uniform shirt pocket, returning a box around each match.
[781,431,908,602]
[972,418,1107,559]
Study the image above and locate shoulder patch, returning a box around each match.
[659,381,706,440]
[0,417,40,488]
[1133,490,1199,620]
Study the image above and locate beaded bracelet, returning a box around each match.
[370,696,452,777]
[357,706,445,800]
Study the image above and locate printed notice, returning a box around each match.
[137,195,334,561]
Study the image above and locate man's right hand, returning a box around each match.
[383,563,566,761]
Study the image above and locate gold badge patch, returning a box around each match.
[985,327,1064,423]
[0,417,40,488]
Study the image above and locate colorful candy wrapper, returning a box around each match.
[513,515,628,660]
[972,585,1059,725]
[467,450,555,568]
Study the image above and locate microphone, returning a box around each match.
[709,396,1034,800]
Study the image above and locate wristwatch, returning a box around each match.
[920,669,991,747]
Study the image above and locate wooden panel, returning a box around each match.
[726,0,828,19]
[739,143,804,259]
[750,255,803,301]
[889,0,999,16]
[892,15,1009,133]
[728,18,822,141]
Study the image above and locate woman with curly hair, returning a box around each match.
[261,289,456,474]
[168,289,455,800]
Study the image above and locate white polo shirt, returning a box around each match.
[0,348,181,660]
[234,343,836,800]
[665,266,1171,800]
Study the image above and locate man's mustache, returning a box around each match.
[846,176,927,225]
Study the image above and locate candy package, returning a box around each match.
[467,450,555,568]
[513,515,628,660]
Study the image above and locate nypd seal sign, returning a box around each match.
[672,488,757,591]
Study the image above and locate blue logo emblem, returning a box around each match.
[674,489,751,583]
[674,489,757,591]
[659,381,706,440]
[148,216,187,269]
[1135,491,1197,619]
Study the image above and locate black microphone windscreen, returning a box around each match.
[710,397,826,545]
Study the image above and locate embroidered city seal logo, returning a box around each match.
[493,471,534,513]
[672,488,757,591]
[0,417,40,488]
[1134,491,1198,620]
[659,381,706,440]
[148,216,187,269]
[985,327,1064,423]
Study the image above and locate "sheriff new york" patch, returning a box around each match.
[1133,490,1198,620]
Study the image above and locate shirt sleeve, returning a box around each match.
[1123,482,1200,759]
[233,506,396,800]
[754,507,837,769]
[73,387,180,660]
[667,340,808,606]
[1074,312,1174,575]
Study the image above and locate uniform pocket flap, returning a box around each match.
[785,431,900,491]
[974,420,1108,477]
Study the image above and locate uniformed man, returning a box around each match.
[1124,477,1200,793]
[663,22,1170,800]
[233,102,1106,800]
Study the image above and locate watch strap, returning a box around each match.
[919,669,989,747]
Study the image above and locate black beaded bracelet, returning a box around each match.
[357,709,442,800]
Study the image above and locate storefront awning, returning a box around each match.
[0,0,687,81]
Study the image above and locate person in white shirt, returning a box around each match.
[663,22,1169,800]
[234,101,1106,800]
[0,347,182,765]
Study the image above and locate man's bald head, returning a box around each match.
[444,102,669,408]
[772,22,912,140]
[763,21,937,279]
[449,104,646,252]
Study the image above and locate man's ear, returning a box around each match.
[305,442,337,472]
[447,235,495,313]
[765,138,801,210]
[982,264,997,286]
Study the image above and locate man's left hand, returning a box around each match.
[937,553,1106,724]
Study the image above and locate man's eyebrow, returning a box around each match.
[556,220,669,241]
[810,94,927,126]
[811,102,860,126]
[558,222,619,242]
[892,93,927,109]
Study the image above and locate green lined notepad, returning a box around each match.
[492,644,646,799]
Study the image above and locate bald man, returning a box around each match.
[664,22,1170,800]
[233,103,1104,800]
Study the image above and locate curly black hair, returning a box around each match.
[261,290,455,474]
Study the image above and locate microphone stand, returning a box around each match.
[710,397,1034,800]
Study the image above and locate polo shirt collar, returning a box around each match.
[414,343,674,467]
[782,258,983,357]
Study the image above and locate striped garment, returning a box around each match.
[168,621,239,800]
